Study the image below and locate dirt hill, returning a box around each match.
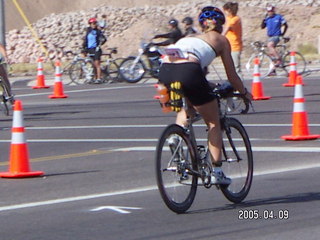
[5,0,186,30]
[5,0,320,63]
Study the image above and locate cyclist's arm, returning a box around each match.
[261,18,267,29]
[154,32,171,39]
[154,39,174,46]
[281,22,288,36]
[220,39,251,99]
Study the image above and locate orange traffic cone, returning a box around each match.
[49,60,68,99]
[283,52,297,87]
[281,76,319,140]
[251,58,271,100]
[32,57,49,89]
[0,100,44,178]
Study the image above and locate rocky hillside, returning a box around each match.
[5,0,320,63]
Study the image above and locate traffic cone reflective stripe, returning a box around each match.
[49,60,68,99]
[251,58,271,100]
[32,57,49,89]
[0,100,44,178]
[283,52,297,87]
[281,77,319,141]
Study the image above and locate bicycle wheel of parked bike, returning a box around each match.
[220,117,253,203]
[155,124,198,214]
[119,57,146,83]
[283,51,306,75]
[0,77,10,116]
[102,61,120,83]
[246,53,274,79]
[68,61,84,85]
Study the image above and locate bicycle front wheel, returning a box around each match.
[155,124,198,214]
[283,51,307,75]
[220,117,253,203]
[246,54,274,78]
[119,57,145,83]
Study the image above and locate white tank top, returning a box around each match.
[169,37,217,69]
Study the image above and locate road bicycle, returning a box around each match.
[100,48,124,84]
[155,82,253,213]
[61,50,95,85]
[245,37,307,78]
[62,48,123,85]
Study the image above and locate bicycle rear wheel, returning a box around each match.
[155,124,198,213]
[0,78,10,116]
[220,117,253,203]
[283,51,306,74]
[246,53,274,79]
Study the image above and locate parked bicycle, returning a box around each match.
[245,37,307,78]
[155,82,253,213]
[100,48,124,84]
[62,48,122,85]
[119,40,162,83]
[61,50,95,85]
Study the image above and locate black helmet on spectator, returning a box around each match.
[168,18,178,27]
[182,17,193,25]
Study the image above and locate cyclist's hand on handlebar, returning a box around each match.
[239,89,253,114]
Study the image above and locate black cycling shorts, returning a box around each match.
[86,48,102,61]
[158,62,216,106]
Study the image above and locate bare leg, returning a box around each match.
[267,41,280,61]
[194,99,222,165]
[94,60,101,80]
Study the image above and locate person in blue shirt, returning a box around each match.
[261,5,288,66]
[83,17,107,83]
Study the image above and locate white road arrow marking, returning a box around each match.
[90,206,142,214]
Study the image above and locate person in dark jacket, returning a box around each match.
[153,19,183,46]
[83,17,107,83]
[182,16,197,36]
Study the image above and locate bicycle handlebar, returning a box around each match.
[213,83,252,114]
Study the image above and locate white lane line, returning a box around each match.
[112,146,320,153]
[1,163,320,212]
[21,124,320,130]
[17,85,152,97]
[0,138,290,143]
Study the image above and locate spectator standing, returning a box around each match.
[98,14,107,31]
[83,17,107,83]
[182,17,197,36]
[222,2,243,77]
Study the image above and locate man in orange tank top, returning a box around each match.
[223,2,243,78]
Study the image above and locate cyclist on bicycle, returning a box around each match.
[182,17,197,36]
[261,5,288,67]
[153,19,183,46]
[83,17,107,83]
[0,43,14,102]
[159,6,252,185]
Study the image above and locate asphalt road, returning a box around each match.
[1,73,320,240]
